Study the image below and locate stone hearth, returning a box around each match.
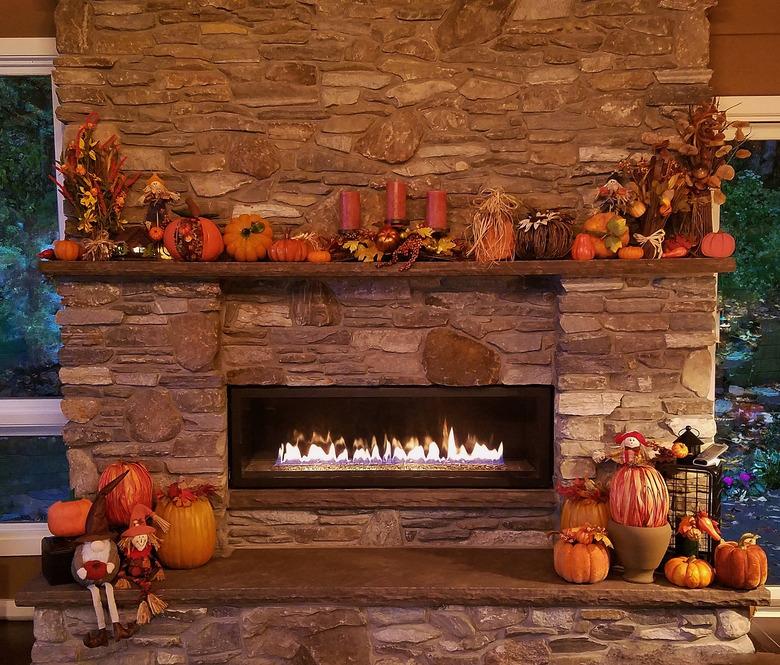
[18,548,770,665]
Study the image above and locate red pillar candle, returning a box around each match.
[386,180,407,223]
[340,190,361,230]
[426,190,448,230]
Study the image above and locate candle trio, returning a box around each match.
[339,181,448,232]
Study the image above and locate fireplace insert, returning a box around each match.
[229,385,553,489]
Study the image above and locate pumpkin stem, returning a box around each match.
[250,222,266,235]
[240,227,251,238]
[685,556,698,563]
[739,533,760,548]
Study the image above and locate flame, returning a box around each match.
[275,425,504,467]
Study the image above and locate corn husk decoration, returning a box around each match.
[467,188,519,263]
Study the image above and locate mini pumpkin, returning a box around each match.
[223,214,274,262]
[617,246,644,260]
[700,231,735,258]
[670,442,689,459]
[53,239,83,261]
[148,226,165,242]
[552,525,612,584]
[47,496,92,537]
[714,533,768,589]
[558,479,610,530]
[664,555,714,589]
[571,233,596,261]
[268,234,310,262]
[307,249,332,264]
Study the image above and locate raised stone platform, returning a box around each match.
[18,548,768,665]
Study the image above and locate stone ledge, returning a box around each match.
[39,258,736,281]
[17,548,769,609]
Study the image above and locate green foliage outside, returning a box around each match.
[719,169,780,299]
[0,76,60,396]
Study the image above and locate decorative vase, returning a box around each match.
[608,519,671,584]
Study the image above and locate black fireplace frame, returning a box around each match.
[228,385,554,490]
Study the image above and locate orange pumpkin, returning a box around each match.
[53,239,83,261]
[98,461,153,527]
[700,231,735,258]
[552,525,612,584]
[156,495,216,569]
[591,236,615,259]
[670,442,689,459]
[714,533,768,589]
[664,555,714,588]
[47,497,92,537]
[268,235,310,262]
[617,246,644,260]
[223,214,273,262]
[164,198,224,262]
[571,233,596,261]
[561,498,610,530]
[307,250,332,264]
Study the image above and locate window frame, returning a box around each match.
[720,95,780,611]
[0,36,64,559]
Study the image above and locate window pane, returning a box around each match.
[0,435,68,522]
[0,75,60,397]
[719,138,780,584]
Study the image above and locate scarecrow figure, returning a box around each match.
[593,430,659,466]
[137,173,180,250]
[71,471,139,648]
[116,504,170,624]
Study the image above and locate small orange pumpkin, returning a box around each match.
[268,234,310,262]
[664,555,714,588]
[47,497,92,537]
[53,239,83,261]
[617,246,644,260]
[223,214,274,262]
[591,236,615,259]
[552,525,612,584]
[558,479,610,530]
[670,442,689,459]
[307,250,332,264]
[700,231,735,258]
[571,233,596,261]
[715,533,768,589]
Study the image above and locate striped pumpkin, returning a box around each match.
[609,464,669,528]
[98,461,154,527]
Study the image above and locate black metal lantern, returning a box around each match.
[660,459,723,564]
[673,426,706,459]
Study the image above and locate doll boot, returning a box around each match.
[83,628,109,648]
[113,621,139,640]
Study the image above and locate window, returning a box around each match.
[717,96,780,592]
[0,37,66,555]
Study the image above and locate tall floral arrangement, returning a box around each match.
[51,113,137,260]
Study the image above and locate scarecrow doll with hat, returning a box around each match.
[71,470,139,648]
[116,504,170,624]
[593,430,660,466]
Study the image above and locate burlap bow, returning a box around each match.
[633,229,666,259]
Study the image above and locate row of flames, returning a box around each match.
[275,425,504,467]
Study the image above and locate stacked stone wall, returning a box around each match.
[54,0,715,234]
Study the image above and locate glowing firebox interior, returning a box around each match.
[275,423,504,470]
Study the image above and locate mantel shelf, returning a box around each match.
[39,257,736,281]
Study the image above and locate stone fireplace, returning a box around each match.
[48,267,721,551]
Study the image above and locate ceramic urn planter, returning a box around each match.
[608,519,672,584]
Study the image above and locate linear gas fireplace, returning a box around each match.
[228,385,553,489]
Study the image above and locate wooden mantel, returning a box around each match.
[39,257,736,281]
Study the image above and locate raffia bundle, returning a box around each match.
[467,188,519,263]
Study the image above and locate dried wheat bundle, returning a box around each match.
[467,187,519,263]
[516,210,575,259]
